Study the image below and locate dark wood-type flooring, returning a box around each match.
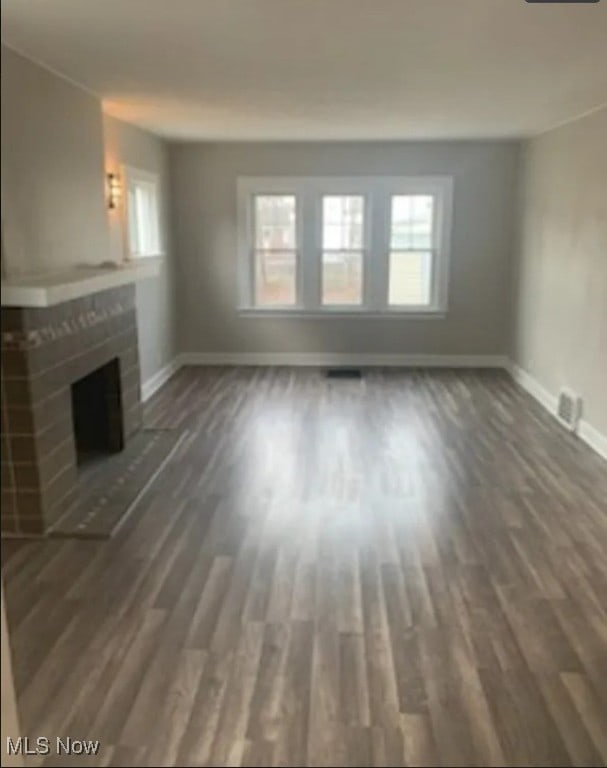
[3,367,607,767]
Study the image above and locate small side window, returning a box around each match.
[125,167,162,258]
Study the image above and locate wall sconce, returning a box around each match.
[107,172,122,210]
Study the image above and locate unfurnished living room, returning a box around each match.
[0,1,606,766]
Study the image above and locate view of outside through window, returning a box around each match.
[254,195,297,305]
[389,195,434,305]
[251,191,436,309]
[128,179,159,257]
[322,196,364,305]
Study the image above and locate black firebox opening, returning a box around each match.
[70,358,124,465]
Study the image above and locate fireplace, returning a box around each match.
[71,358,124,464]
[1,285,142,535]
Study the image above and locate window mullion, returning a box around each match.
[368,188,389,311]
[301,187,319,310]
[250,247,258,308]
[247,195,256,307]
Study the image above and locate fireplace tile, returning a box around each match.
[1,349,30,378]
[124,403,143,439]
[1,284,141,535]
[1,490,17,515]
[36,438,76,487]
[1,308,24,332]
[44,464,77,514]
[12,463,40,491]
[121,346,140,370]
[1,463,14,489]
[2,377,33,408]
[28,368,64,403]
[6,390,68,435]
[0,517,18,534]
[38,418,74,458]
[9,435,37,464]
[18,516,46,535]
[14,489,44,518]
[6,405,37,435]
[1,432,10,463]
[121,365,141,394]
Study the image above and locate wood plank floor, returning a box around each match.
[3,366,607,767]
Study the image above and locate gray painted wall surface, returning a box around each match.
[169,141,520,356]
[5,42,603,440]
[103,115,176,385]
[1,46,108,275]
[0,47,176,386]
[513,108,607,435]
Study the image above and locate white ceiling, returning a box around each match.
[2,0,607,141]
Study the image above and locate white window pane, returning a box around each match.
[255,196,296,249]
[390,195,433,250]
[255,250,297,306]
[388,251,432,306]
[323,225,344,250]
[322,196,364,249]
[391,196,412,224]
[322,251,363,305]
[128,178,160,257]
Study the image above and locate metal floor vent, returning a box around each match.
[326,368,363,379]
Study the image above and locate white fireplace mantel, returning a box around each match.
[1,258,161,308]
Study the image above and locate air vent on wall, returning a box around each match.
[556,388,582,431]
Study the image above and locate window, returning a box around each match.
[124,167,162,258]
[388,195,434,307]
[322,196,365,306]
[254,195,297,306]
[238,176,453,314]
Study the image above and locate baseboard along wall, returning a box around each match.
[141,353,606,461]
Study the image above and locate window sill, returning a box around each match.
[237,308,447,319]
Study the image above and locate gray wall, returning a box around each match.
[169,141,519,356]
[512,108,607,435]
[103,115,176,385]
[0,46,176,387]
[0,46,108,275]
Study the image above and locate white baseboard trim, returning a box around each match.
[141,353,606,460]
[508,362,558,415]
[578,420,607,462]
[177,352,510,369]
[141,358,180,402]
[507,361,607,461]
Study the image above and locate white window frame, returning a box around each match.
[123,165,163,259]
[237,176,453,317]
[318,192,371,309]
[251,192,303,310]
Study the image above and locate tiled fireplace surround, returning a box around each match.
[1,285,142,535]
